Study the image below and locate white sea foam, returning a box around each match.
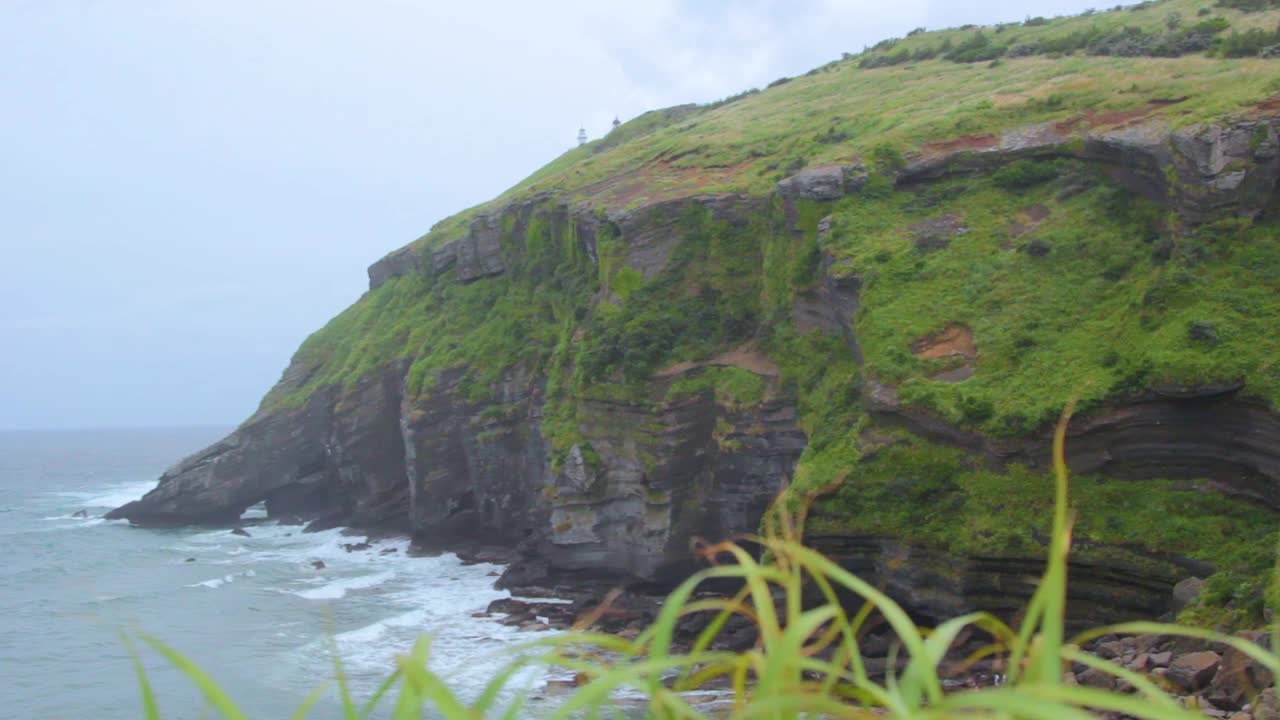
[294,570,396,600]
[50,479,159,509]
[186,568,257,589]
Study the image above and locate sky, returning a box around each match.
[0,0,1118,430]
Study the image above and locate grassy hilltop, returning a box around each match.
[259,0,1280,626]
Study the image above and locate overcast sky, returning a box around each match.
[0,0,1116,430]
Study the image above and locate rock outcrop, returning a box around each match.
[111,111,1280,625]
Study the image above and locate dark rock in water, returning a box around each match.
[379,547,397,555]
[275,514,305,526]
[342,542,372,553]
[184,557,196,563]
[72,509,88,519]
[310,560,325,570]
[498,613,533,627]
[231,528,251,538]
[486,598,530,615]
[456,546,512,565]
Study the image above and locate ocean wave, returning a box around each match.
[294,570,395,600]
[49,479,158,509]
[186,568,257,589]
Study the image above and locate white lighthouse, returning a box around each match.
[577,126,587,146]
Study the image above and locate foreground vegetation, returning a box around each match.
[126,413,1279,718]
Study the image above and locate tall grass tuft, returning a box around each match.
[126,405,1278,718]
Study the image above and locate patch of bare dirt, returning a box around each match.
[657,343,779,378]
[921,133,998,155]
[1009,203,1051,238]
[1253,95,1280,112]
[913,324,976,360]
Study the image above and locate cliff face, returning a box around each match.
[111,24,1280,625]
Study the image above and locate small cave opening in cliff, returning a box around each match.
[239,501,269,522]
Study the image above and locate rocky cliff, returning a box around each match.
[111,1,1280,628]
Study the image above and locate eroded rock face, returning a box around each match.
[106,365,414,528]
[112,117,1280,614]
[803,533,1186,629]
[898,116,1280,225]
[776,163,867,201]
[531,386,806,587]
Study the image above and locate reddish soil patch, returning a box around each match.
[1253,95,1280,112]
[1022,204,1050,223]
[1052,104,1164,135]
[912,324,976,360]
[580,157,754,208]
[657,343,779,378]
[1010,203,1051,238]
[921,133,998,155]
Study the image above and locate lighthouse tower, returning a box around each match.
[612,116,621,131]
[576,126,587,146]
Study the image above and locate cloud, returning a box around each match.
[0,0,1125,428]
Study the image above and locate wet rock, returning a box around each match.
[1168,650,1222,692]
[379,547,398,555]
[231,528,251,538]
[342,542,372,553]
[72,509,88,519]
[499,613,533,627]
[487,598,531,615]
[310,560,325,570]
[184,557,196,563]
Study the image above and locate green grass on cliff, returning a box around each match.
[254,0,1280,623]
[821,163,1280,435]
[803,434,1280,626]
[391,0,1280,248]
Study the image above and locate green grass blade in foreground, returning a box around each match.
[1059,646,1180,711]
[941,684,1208,720]
[290,682,332,720]
[1028,403,1076,686]
[359,666,404,717]
[139,634,250,720]
[783,543,939,704]
[391,637,430,720]
[122,633,161,720]
[329,633,360,720]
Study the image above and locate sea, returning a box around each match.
[0,427,568,719]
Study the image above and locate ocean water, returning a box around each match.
[0,427,564,719]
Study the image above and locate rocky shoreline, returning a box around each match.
[478,587,1277,718]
